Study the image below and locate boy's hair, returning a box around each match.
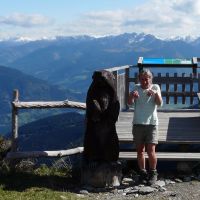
[139,68,153,79]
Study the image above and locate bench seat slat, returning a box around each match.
[117,110,200,160]
[119,152,200,161]
[116,110,200,144]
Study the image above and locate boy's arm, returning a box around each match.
[154,92,163,106]
[128,90,139,105]
[154,85,163,106]
[147,85,163,106]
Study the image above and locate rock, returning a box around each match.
[135,194,139,197]
[169,192,177,197]
[155,180,166,187]
[117,189,124,194]
[183,176,191,182]
[138,186,156,194]
[111,188,118,195]
[159,186,167,192]
[125,189,139,195]
[79,190,89,195]
[174,178,183,183]
[123,187,130,193]
[165,179,175,185]
[122,177,133,183]
[121,177,134,186]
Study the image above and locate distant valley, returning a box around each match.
[0,65,83,134]
[18,112,85,151]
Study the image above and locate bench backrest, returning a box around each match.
[130,72,200,105]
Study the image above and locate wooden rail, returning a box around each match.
[108,65,200,107]
[106,65,132,110]
[7,147,84,159]
[8,89,86,159]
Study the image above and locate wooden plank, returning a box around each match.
[162,91,197,96]
[174,73,178,104]
[153,77,199,84]
[190,73,194,104]
[182,73,186,104]
[119,152,200,161]
[166,73,170,104]
[116,110,200,143]
[197,93,200,101]
[7,147,84,159]
[125,68,130,110]
[11,90,19,152]
[105,65,131,72]
[13,100,86,109]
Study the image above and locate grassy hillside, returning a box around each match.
[0,164,87,200]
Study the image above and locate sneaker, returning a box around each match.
[138,169,148,184]
[148,169,158,186]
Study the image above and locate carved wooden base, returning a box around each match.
[81,161,122,188]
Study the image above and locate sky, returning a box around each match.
[1,0,200,40]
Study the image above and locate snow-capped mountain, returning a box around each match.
[0,32,200,92]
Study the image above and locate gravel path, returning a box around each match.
[76,168,200,200]
[81,180,200,200]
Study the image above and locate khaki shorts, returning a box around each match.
[132,124,158,145]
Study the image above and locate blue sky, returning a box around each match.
[1,0,200,40]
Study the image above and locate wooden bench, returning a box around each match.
[116,72,200,161]
[117,110,200,161]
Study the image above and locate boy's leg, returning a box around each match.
[136,144,146,170]
[146,143,157,170]
[136,144,148,184]
[147,143,158,185]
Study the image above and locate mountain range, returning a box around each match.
[1,33,200,93]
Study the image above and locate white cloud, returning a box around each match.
[0,13,53,27]
[1,0,200,39]
[62,0,200,38]
[44,0,200,39]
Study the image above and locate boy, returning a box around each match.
[128,69,163,185]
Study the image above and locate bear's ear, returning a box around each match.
[92,71,102,80]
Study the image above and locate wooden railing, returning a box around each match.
[130,72,200,105]
[107,65,200,107]
[106,65,133,110]
[7,89,86,159]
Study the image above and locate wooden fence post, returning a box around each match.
[125,67,130,110]
[11,89,19,152]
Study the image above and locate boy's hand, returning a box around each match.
[130,90,139,99]
[147,89,157,96]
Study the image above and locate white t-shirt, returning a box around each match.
[132,84,162,125]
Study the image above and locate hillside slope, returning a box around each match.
[17,112,85,151]
[0,65,82,133]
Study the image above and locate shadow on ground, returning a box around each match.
[0,171,80,192]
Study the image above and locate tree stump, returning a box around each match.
[81,161,122,188]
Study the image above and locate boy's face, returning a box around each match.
[139,73,152,89]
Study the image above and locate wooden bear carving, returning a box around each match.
[83,70,120,162]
